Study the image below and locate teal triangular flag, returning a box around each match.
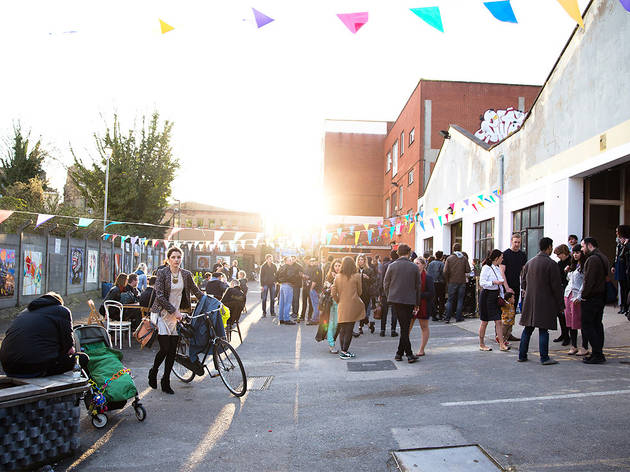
[410,7,444,32]
[78,218,94,227]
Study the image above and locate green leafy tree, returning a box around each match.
[68,112,180,238]
[0,124,49,193]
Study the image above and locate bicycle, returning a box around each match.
[172,310,247,397]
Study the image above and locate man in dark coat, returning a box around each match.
[205,273,229,300]
[379,251,399,337]
[518,237,564,365]
[259,254,277,318]
[383,244,422,363]
[581,237,609,364]
[0,293,88,377]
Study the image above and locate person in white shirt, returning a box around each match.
[478,249,510,352]
[564,246,589,356]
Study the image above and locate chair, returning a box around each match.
[87,299,104,327]
[103,300,132,349]
[225,305,244,344]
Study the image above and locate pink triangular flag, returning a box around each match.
[35,214,54,228]
[337,12,368,34]
[0,210,13,225]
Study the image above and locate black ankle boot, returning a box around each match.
[161,378,174,394]
[369,322,375,334]
[148,368,157,389]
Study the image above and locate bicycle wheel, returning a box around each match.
[212,338,247,397]
[172,336,196,383]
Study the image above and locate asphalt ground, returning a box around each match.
[28,284,630,471]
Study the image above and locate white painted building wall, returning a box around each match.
[417,0,630,257]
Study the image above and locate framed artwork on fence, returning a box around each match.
[23,249,42,296]
[100,253,111,283]
[114,254,121,278]
[196,255,211,270]
[87,249,98,283]
[70,247,84,285]
[0,248,16,297]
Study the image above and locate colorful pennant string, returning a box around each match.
[410,7,444,32]
[35,214,54,228]
[337,12,368,34]
[78,218,94,228]
[555,0,584,28]
[483,1,518,23]
[252,8,274,28]
[159,19,174,34]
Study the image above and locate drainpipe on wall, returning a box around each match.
[16,220,33,307]
[498,154,505,247]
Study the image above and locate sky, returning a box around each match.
[0,0,590,230]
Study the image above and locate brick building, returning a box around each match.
[382,79,541,249]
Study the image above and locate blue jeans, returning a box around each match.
[327,302,338,347]
[278,283,293,321]
[261,284,275,314]
[445,283,466,321]
[309,289,319,322]
[519,326,550,362]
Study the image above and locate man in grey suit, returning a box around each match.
[384,244,422,363]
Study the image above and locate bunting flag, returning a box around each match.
[389,226,395,239]
[103,234,110,241]
[410,7,444,32]
[105,221,122,228]
[0,210,13,225]
[438,216,443,226]
[340,231,346,241]
[159,19,174,34]
[483,1,518,23]
[130,236,138,245]
[419,221,425,232]
[478,201,485,208]
[489,196,496,203]
[367,229,373,244]
[120,235,128,244]
[433,208,439,215]
[449,203,455,211]
[144,239,149,246]
[354,231,360,245]
[35,214,54,228]
[478,194,484,201]
[337,12,368,34]
[408,222,415,233]
[389,218,396,226]
[555,0,585,28]
[363,223,370,231]
[326,233,333,245]
[419,211,424,219]
[472,204,478,212]
[492,190,500,197]
[111,235,119,242]
[620,0,630,12]
[154,239,160,247]
[77,218,94,228]
[349,225,355,233]
[378,226,384,238]
[252,8,274,28]
[214,230,224,242]
[464,199,470,206]
[445,213,449,223]
[430,218,435,229]
[167,227,182,240]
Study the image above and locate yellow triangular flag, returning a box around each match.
[555,0,584,29]
[159,19,175,34]
[355,231,360,245]
[408,222,415,233]
[363,223,370,231]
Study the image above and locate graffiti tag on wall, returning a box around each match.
[473,107,526,144]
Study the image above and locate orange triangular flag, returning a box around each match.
[555,0,584,28]
[159,19,175,34]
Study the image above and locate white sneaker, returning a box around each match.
[329,346,339,354]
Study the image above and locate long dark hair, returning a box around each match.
[326,258,342,283]
[570,246,586,273]
[340,256,357,279]
[483,249,503,266]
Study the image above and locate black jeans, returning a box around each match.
[392,303,414,357]
[380,297,398,332]
[152,335,179,380]
[301,285,312,318]
[581,298,605,358]
[292,286,300,315]
[261,284,275,314]
[620,279,629,311]
[2,352,90,378]
[569,329,589,349]
[433,281,446,317]
[338,322,355,352]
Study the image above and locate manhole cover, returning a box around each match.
[392,445,505,471]
[247,376,273,390]
[346,360,397,372]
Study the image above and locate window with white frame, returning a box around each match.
[399,188,403,210]
[409,128,415,145]
[424,237,433,255]
[474,218,494,260]
[392,191,398,211]
[392,140,399,175]
[385,198,390,218]
[386,151,391,172]
[400,132,404,155]
[408,169,414,185]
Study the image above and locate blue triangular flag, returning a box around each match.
[483,1,518,23]
[252,8,274,28]
[410,7,444,32]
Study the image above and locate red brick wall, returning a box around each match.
[381,80,541,250]
[324,132,384,216]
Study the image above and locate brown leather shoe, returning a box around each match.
[508,335,520,341]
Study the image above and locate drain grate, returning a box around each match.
[247,376,274,390]
[392,445,505,471]
[347,360,397,372]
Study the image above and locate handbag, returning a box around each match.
[134,319,157,349]
[319,288,333,312]
[373,302,382,320]
[497,296,507,308]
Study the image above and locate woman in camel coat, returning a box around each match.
[332,256,366,359]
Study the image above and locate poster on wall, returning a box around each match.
[0,248,16,297]
[70,247,84,285]
[100,253,111,283]
[196,255,211,270]
[23,250,42,296]
[87,249,98,283]
[114,254,121,278]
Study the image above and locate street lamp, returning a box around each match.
[103,146,113,232]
